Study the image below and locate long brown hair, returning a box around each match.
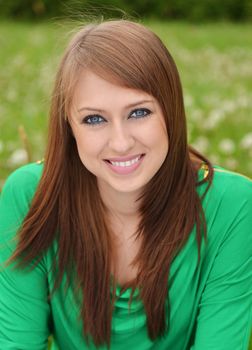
[10,20,213,346]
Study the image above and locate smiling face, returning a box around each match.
[70,70,169,197]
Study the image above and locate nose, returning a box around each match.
[108,122,135,154]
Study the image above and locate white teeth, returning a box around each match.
[110,156,141,167]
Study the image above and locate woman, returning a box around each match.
[0,20,251,350]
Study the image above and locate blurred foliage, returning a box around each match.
[1,20,252,188]
[0,0,251,21]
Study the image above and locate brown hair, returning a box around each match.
[10,20,212,346]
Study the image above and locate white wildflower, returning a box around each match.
[190,109,203,122]
[203,110,225,130]
[240,133,252,150]
[225,158,238,170]
[237,95,249,108]
[6,88,17,102]
[184,94,194,107]
[192,136,210,153]
[219,139,235,154]
[221,100,236,114]
[8,149,28,166]
[12,54,26,67]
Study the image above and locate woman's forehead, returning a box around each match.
[70,70,158,114]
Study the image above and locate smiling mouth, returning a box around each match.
[105,154,145,167]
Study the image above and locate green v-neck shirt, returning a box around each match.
[0,162,252,349]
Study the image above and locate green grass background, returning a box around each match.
[0,20,252,188]
[1,20,252,187]
[0,20,251,348]
[0,21,252,188]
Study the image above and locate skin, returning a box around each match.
[70,70,169,204]
[69,70,169,284]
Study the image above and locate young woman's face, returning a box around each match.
[70,70,169,196]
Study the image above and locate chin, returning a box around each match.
[110,180,148,195]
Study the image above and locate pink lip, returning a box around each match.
[104,154,145,175]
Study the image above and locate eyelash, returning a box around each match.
[130,108,151,119]
[82,115,105,125]
[82,108,152,126]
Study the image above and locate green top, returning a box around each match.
[0,162,252,350]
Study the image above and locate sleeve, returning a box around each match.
[0,166,51,349]
[191,177,252,350]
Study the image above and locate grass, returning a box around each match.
[1,20,252,189]
[0,19,252,349]
[149,21,252,178]
[0,20,252,188]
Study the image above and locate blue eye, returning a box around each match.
[130,108,151,119]
[82,115,106,125]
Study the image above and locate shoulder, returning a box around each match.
[202,166,252,248]
[0,161,43,213]
[0,162,43,244]
[3,161,43,188]
[204,166,252,209]
[212,166,252,191]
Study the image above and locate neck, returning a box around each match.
[98,182,141,220]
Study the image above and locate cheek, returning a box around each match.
[74,131,105,161]
[144,122,168,150]
[153,128,169,160]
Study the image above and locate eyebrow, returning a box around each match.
[77,99,153,113]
